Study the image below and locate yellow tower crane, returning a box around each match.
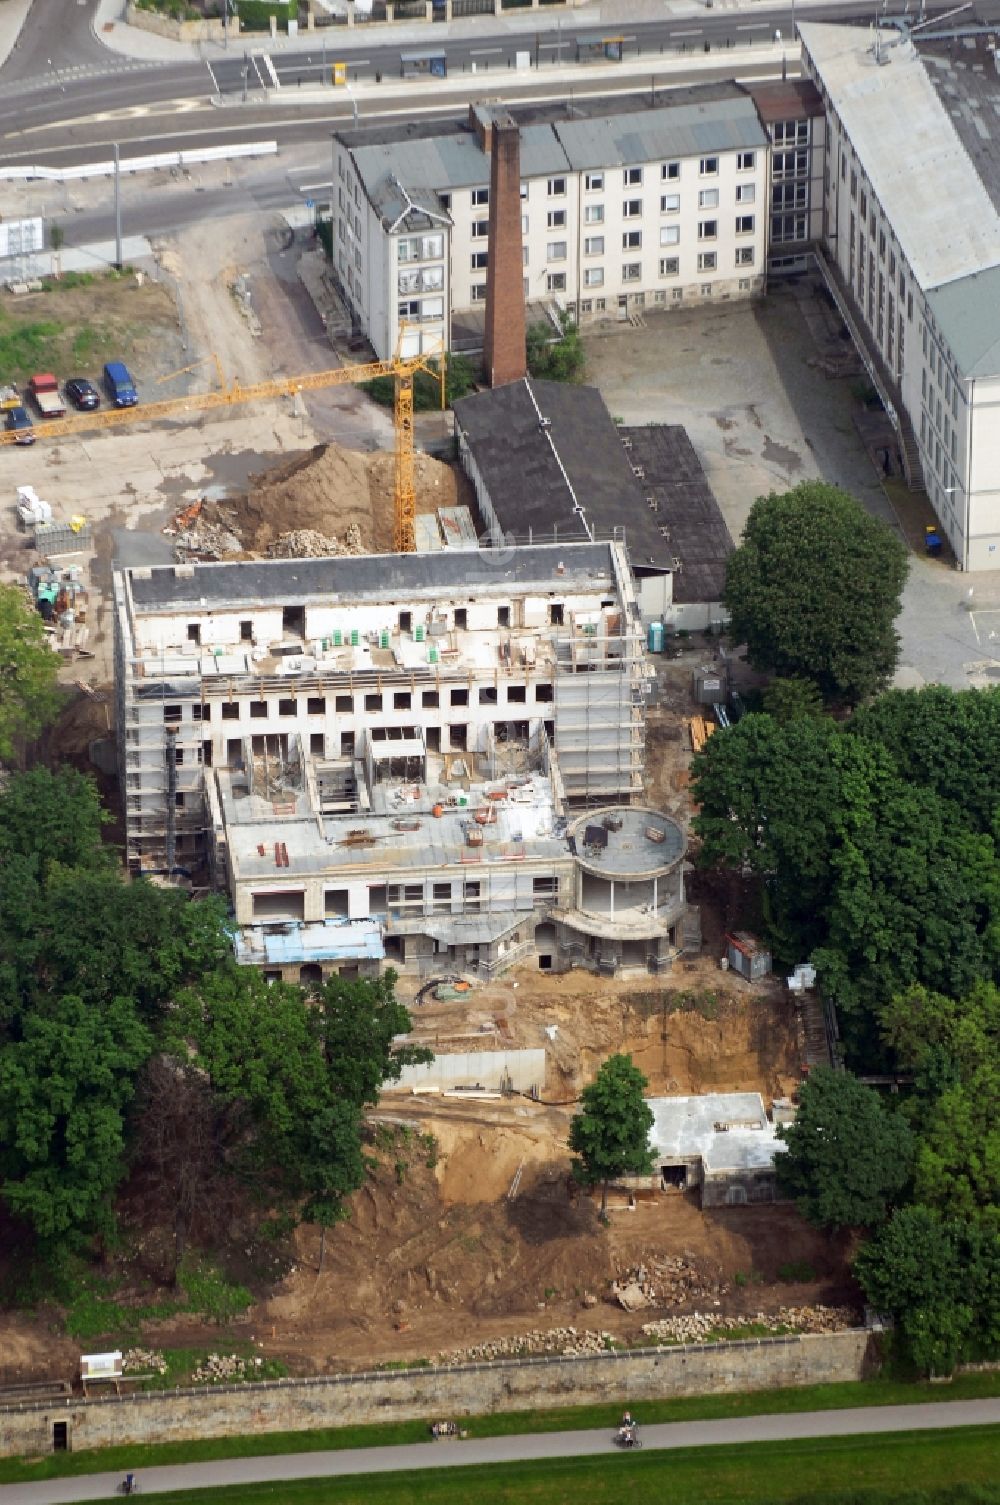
[4,339,445,554]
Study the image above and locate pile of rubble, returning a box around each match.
[641,1305,857,1345]
[267,524,364,559]
[436,1327,620,1365]
[121,1348,167,1375]
[612,1257,728,1311]
[190,1352,267,1384]
[172,505,244,562]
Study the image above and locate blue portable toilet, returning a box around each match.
[647,621,665,653]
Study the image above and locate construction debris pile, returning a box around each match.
[190,1352,268,1384]
[435,1328,620,1364]
[121,1348,167,1375]
[640,1305,858,1344]
[268,524,364,559]
[612,1257,728,1311]
[168,501,243,561]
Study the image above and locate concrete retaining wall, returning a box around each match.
[0,1331,875,1458]
[389,1048,546,1094]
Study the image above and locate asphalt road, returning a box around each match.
[2,0,996,160]
[2,1400,999,1504]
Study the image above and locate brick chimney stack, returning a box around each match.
[484,113,527,389]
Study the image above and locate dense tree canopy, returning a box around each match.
[569,1054,654,1217]
[854,1207,975,1376]
[723,482,908,705]
[0,583,62,760]
[775,1067,913,1230]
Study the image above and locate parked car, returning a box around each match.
[27,373,66,418]
[103,361,138,408]
[65,377,100,411]
[5,405,36,444]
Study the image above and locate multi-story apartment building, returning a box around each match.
[114,542,698,982]
[801,21,1000,568]
[331,88,768,357]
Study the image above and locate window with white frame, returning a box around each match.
[519,181,528,199]
[699,156,719,176]
[547,271,567,291]
[735,183,756,204]
[737,150,757,170]
[584,235,605,256]
[547,209,566,229]
[701,283,714,296]
[660,225,679,246]
[547,177,567,197]
[622,229,642,249]
[698,220,718,240]
[772,182,806,211]
[662,161,680,181]
[472,219,489,239]
[522,246,529,266]
[659,256,679,277]
[773,150,808,178]
[622,262,641,282]
[472,187,489,206]
[471,283,487,301]
[585,171,604,191]
[660,193,680,214]
[521,213,529,235]
[584,204,605,224]
[698,188,719,209]
[697,251,717,271]
[624,166,643,186]
[773,120,808,146]
[471,250,488,269]
[623,199,642,218]
[584,267,604,287]
[547,241,567,262]
[736,246,754,266]
[735,215,754,235]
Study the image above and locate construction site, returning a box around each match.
[0,134,855,1390]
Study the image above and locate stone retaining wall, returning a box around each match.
[0,1331,875,1458]
[124,5,239,42]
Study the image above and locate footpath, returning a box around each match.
[2,1399,1000,1505]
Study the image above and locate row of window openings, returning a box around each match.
[252,876,560,921]
[476,217,755,272]
[163,683,554,724]
[580,280,757,314]
[471,193,755,249]
[488,247,754,298]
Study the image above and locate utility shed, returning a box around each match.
[645,1092,787,1207]
[453,377,674,621]
[726,931,772,982]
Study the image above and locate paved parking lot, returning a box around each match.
[583,279,1000,690]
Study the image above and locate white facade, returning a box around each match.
[331,95,769,359]
[801,22,1000,568]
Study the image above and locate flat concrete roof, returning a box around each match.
[648,1093,787,1176]
[570,806,685,878]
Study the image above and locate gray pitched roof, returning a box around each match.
[553,97,767,171]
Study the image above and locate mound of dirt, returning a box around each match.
[228,442,468,555]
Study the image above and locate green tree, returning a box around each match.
[849,685,1000,836]
[776,1067,914,1230]
[0,993,152,1250]
[723,482,908,706]
[854,1207,972,1375]
[568,1054,654,1219]
[526,311,585,383]
[879,984,1000,1218]
[691,713,878,962]
[0,766,109,878]
[0,583,62,760]
[760,675,826,723]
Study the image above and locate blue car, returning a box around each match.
[103,361,138,408]
[5,405,35,444]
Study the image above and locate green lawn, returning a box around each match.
[2,1372,999,1485]
[78,1427,1000,1505]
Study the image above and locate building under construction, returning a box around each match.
[113,540,698,981]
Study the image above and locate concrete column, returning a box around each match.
[494,0,502,14]
[386,2,395,18]
[653,876,658,913]
[609,880,615,919]
[270,13,278,37]
[445,0,453,16]
[307,10,316,29]
[425,1,433,19]
[347,1,355,27]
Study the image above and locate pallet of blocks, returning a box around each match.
[688,715,715,753]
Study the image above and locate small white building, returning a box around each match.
[640,1092,788,1208]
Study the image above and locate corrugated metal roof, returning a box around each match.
[553,98,767,171]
